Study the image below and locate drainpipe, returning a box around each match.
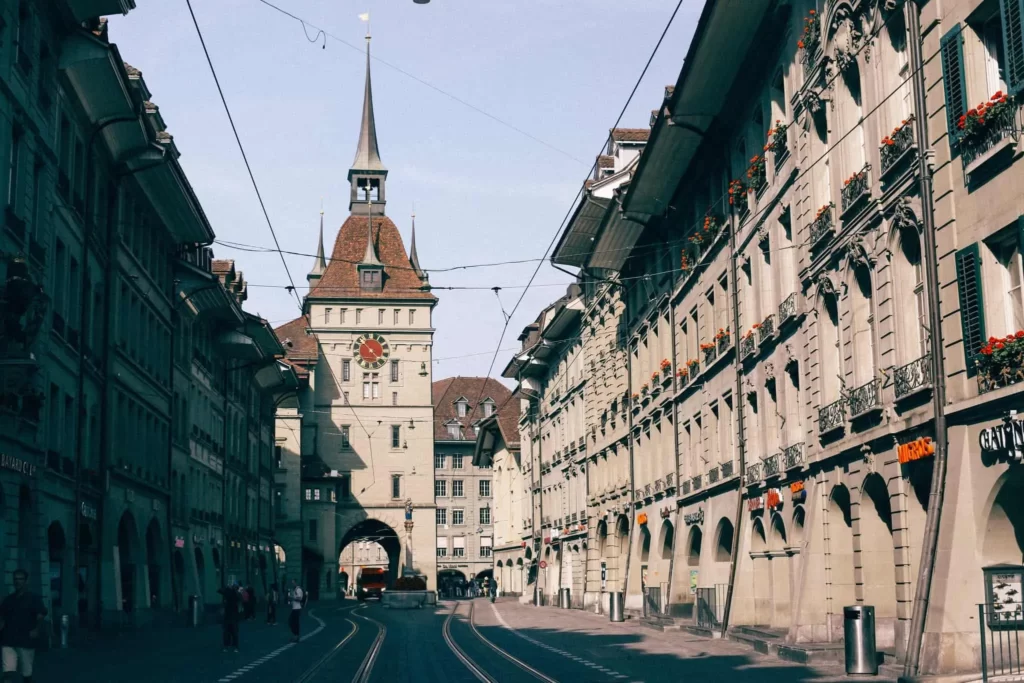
[903,0,948,676]
[220,363,229,589]
[534,399,544,604]
[622,335,637,598]
[720,194,747,635]
[665,296,681,609]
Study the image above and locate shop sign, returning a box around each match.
[766,488,783,510]
[683,508,704,526]
[659,506,673,519]
[790,482,807,504]
[174,536,185,549]
[980,415,1024,463]
[747,496,764,511]
[637,512,648,525]
[439,563,469,570]
[898,437,936,465]
[80,502,97,520]
[1,454,36,477]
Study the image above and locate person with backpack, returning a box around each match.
[266,583,278,625]
[287,580,304,643]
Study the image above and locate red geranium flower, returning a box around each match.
[996,342,1005,350]
[1016,330,1024,338]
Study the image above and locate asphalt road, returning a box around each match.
[34,598,897,682]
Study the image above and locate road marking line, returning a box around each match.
[217,609,329,682]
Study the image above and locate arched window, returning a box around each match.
[819,290,843,405]
[893,225,927,364]
[850,264,875,387]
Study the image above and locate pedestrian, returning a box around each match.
[0,569,47,683]
[218,583,241,653]
[267,583,278,625]
[287,580,304,643]
[244,585,256,621]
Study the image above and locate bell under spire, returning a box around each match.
[349,34,388,214]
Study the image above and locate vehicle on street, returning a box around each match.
[356,568,388,601]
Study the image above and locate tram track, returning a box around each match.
[291,602,386,683]
[350,606,387,683]
[444,600,559,683]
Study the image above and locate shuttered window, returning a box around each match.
[1002,0,1024,94]
[940,25,968,142]
[955,243,986,376]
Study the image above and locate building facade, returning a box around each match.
[0,1,289,637]
[431,377,508,587]
[273,37,439,599]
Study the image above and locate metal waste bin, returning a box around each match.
[188,595,201,627]
[609,591,624,622]
[844,605,877,675]
[559,588,571,609]
[533,586,543,607]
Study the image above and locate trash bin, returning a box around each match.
[559,588,571,609]
[609,591,625,622]
[533,585,543,607]
[844,605,877,675]
[188,595,201,627]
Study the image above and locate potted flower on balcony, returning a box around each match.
[687,358,700,375]
[977,331,1024,392]
[957,92,1016,159]
[699,341,716,365]
[676,365,689,381]
[747,154,767,191]
[728,179,748,213]
[766,120,788,156]
[715,327,731,352]
[660,358,672,378]
[640,383,649,397]
[797,10,820,56]
[650,372,662,396]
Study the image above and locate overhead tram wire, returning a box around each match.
[253,0,586,166]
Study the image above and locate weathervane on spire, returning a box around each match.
[359,12,370,40]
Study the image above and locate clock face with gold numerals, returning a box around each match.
[353,333,390,370]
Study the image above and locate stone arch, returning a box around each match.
[17,485,36,583]
[173,549,185,611]
[338,518,403,597]
[194,546,207,598]
[792,505,807,547]
[639,524,652,562]
[860,473,897,645]
[769,512,788,551]
[117,511,141,612]
[714,518,734,562]
[597,519,608,556]
[660,520,675,561]
[751,517,768,554]
[981,470,1024,565]
[686,525,703,566]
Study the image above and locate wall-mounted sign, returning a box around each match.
[659,506,673,519]
[747,496,764,512]
[683,508,704,526]
[80,502,97,520]
[1,454,36,477]
[790,481,805,493]
[983,564,1024,626]
[174,536,185,549]
[898,437,936,465]
[980,415,1024,463]
[689,569,699,595]
[766,488,783,510]
[637,512,648,525]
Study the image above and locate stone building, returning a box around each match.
[0,1,289,636]
[273,37,439,599]
[431,377,509,588]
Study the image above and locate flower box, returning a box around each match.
[809,203,835,247]
[728,179,748,215]
[767,120,789,169]
[747,154,767,194]
[977,332,1024,393]
[840,166,871,216]
[880,115,916,179]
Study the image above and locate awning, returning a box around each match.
[436,537,448,551]
[588,208,645,275]
[216,329,260,361]
[452,536,466,550]
[480,536,492,548]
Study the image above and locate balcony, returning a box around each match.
[783,443,805,470]
[744,462,762,486]
[691,475,702,491]
[758,315,776,344]
[681,479,691,495]
[702,344,717,366]
[880,117,916,179]
[960,105,1019,181]
[849,379,882,418]
[894,354,932,400]
[720,461,734,478]
[778,293,798,325]
[654,478,664,493]
[717,332,731,355]
[809,204,834,247]
[740,333,756,359]
[818,398,846,435]
[665,472,674,490]
[644,483,653,498]
[840,166,871,217]
[763,454,780,478]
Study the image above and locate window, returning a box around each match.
[482,400,494,417]
[452,536,465,557]
[390,359,399,383]
[409,309,416,325]
[340,425,350,449]
[479,507,491,525]
[391,392,398,406]
[394,309,400,325]
[362,373,379,399]
[436,508,447,525]
[378,309,385,324]
[391,474,402,499]
[324,308,332,324]
[987,228,1024,333]
[330,489,337,502]
[391,425,401,449]
[446,422,461,439]
[342,360,351,382]
[452,509,464,525]
[356,308,362,324]
[479,479,491,497]
[456,399,468,417]
[340,308,347,324]
[436,538,447,557]
[313,488,321,501]
[453,480,464,497]
[480,536,492,558]
[435,479,448,497]
[344,391,350,404]
[452,455,464,469]
[304,488,312,501]
[7,127,20,212]
[434,454,445,469]
[308,519,317,541]
[339,474,350,499]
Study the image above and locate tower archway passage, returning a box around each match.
[339,519,402,594]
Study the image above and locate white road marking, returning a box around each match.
[217,609,328,682]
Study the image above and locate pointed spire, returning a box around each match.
[351,35,385,173]
[362,217,383,266]
[409,210,425,280]
[307,208,328,285]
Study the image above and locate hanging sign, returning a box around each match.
[898,437,936,465]
[637,512,648,525]
[683,508,704,525]
[80,502,98,520]
[980,415,1024,463]
[174,536,185,549]
[766,488,783,510]
[790,481,807,504]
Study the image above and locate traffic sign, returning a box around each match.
[539,560,547,569]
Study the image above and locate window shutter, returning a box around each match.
[955,243,985,376]
[1001,0,1024,95]
[940,25,968,142]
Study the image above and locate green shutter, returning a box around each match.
[955,243,986,377]
[940,25,969,142]
[1002,0,1024,95]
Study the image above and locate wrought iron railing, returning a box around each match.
[681,479,691,495]
[841,166,871,214]
[707,466,720,484]
[849,379,881,417]
[740,333,756,359]
[721,461,734,478]
[744,462,762,485]
[654,478,664,493]
[778,292,798,324]
[818,398,846,434]
[783,442,805,470]
[979,602,1024,682]
[809,204,834,246]
[894,354,932,399]
[696,585,728,631]
[763,454,780,478]
[961,108,1019,173]
[644,483,652,498]
[692,475,702,491]
[758,315,776,344]
[644,586,664,617]
[702,344,717,366]
[665,472,674,488]
[717,333,731,355]
[880,118,915,176]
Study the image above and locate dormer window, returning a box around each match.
[361,269,381,288]
[482,399,495,418]
[455,398,469,418]
[446,421,462,440]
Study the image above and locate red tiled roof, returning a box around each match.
[597,155,615,168]
[274,316,318,363]
[432,377,512,441]
[495,390,521,450]
[610,128,650,142]
[211,259,233,274]
[309,215,434,300]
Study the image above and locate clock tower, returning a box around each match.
[274,34,438,597]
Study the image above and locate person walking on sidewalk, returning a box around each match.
[266,583,278,625]
[244,585,257,621]
[0,569,47,683]
[287,580,304,643]
[218,583,242,653]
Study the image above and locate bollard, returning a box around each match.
[60,614,69,649]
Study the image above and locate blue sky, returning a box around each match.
[109,0,699,382]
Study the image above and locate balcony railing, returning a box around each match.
[812,208,837,254]
[818,398,846,434]
[783,442,805,470]
[758,315,776,344]
[721,461,734,478]
[744,462,762,485]
[763,454,780,478]
[707,466,720,484]
[644,483,653,498]
[778,292,798,325]
[681,479,691,495]
[717,333,731,355]
[654,478,664,493]
[691,475,703,491]
[840,166,871,216]
[894,354,932,399]
[880,118,916,177]
[665,472,674,489]
[702,344,718,366]
[740,333,756,359]
[960,107,1019,177]
[849,379,882,418]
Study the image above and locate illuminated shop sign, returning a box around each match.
[980,415,1024,463]
[898,437,935,465]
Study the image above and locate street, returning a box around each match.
[34,599,897,683]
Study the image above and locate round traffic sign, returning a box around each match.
[539,560,547,569]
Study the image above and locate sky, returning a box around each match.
[108,0,700,383]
